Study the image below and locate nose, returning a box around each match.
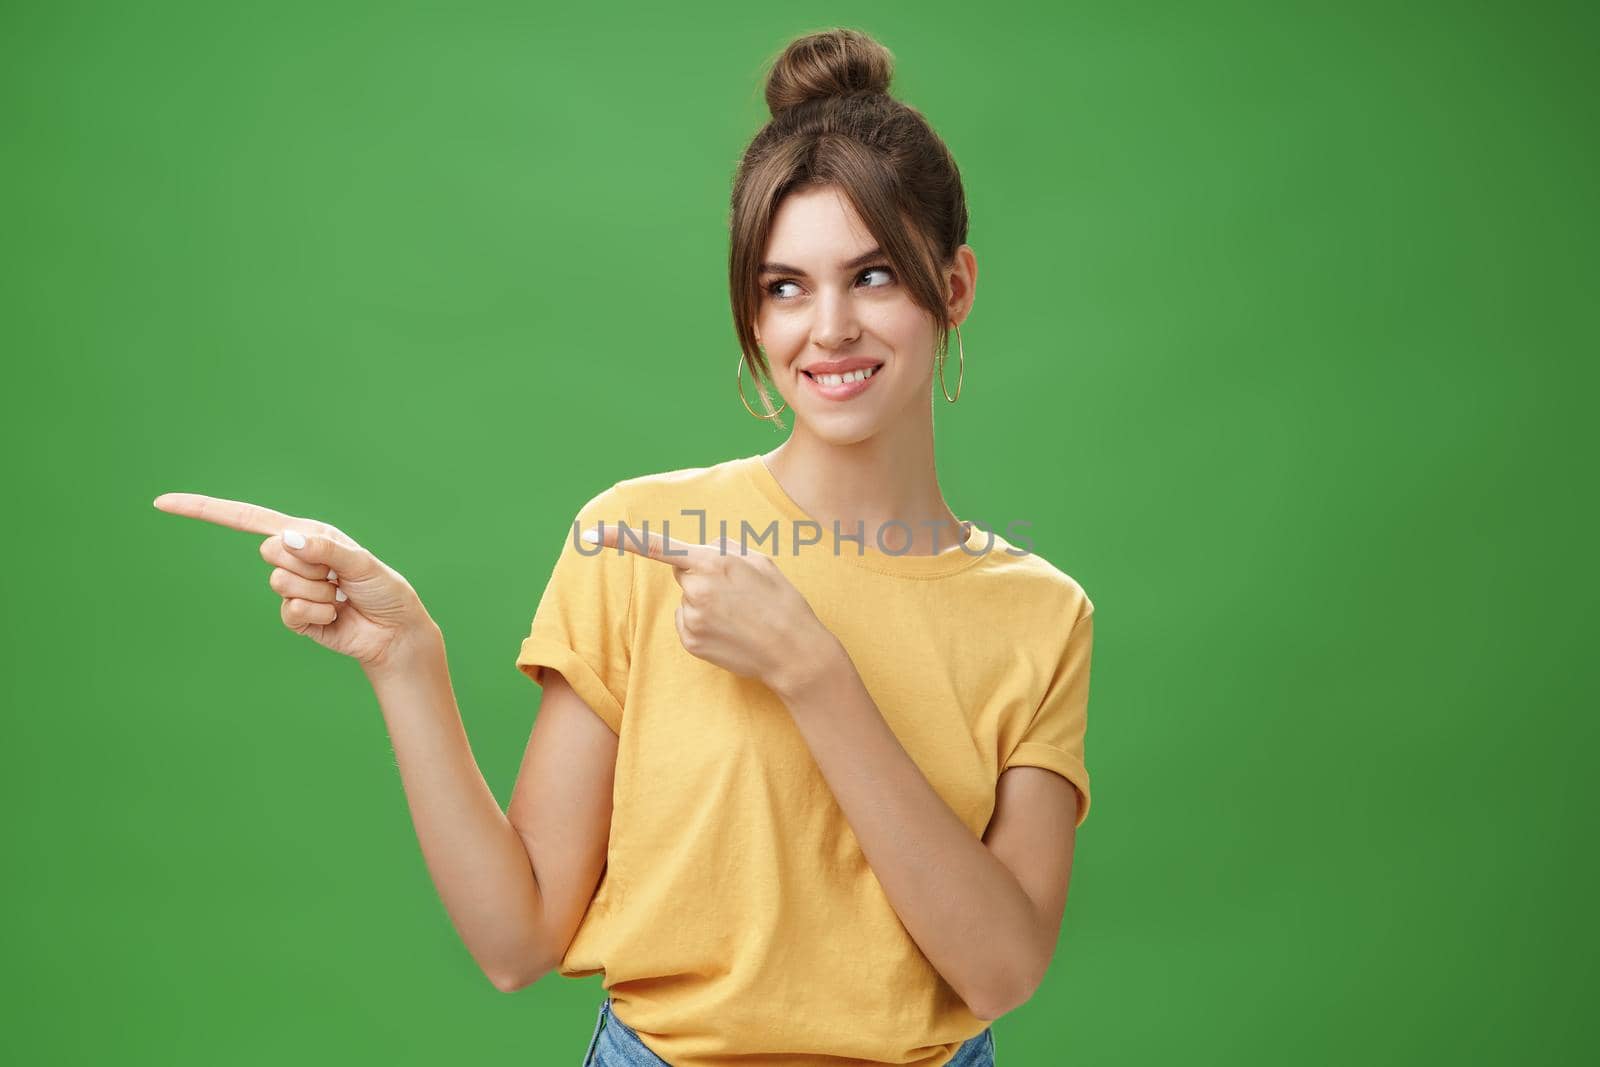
[810,286,861,350]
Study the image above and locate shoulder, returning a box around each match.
[971,530,1095,622]
[563,457,750,533]
[613,455,750,495]
[607,455,752,514]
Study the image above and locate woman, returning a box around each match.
[154,27,1093,1067]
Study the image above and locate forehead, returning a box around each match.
[764,185,876,259]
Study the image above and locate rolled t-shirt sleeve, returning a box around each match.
[515,483,636,735]
[1003,595,1095,828]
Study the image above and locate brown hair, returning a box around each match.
[729,27,970,427]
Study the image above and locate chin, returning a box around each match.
[803,422,881,447]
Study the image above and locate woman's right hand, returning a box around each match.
[152,492,438,673]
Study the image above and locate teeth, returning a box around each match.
[812,365,878,386]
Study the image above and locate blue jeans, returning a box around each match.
[579,997,996,1066]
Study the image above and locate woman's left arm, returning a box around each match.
[770,636,1077,1022]
[584,523,1078,1020]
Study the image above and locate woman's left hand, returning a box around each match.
[585,523,836,698]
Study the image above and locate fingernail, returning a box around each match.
[580,529,599,544]
[326,568,338,581]
[284,529,306,550]
[335,588,347,602]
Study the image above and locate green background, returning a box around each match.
[3,0,1591,1063]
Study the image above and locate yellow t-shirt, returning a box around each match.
[515,453,1094,1067]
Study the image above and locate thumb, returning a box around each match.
[282,528,373,581]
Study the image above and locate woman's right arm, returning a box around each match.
[150,492,616,994]
[365,634,617,993]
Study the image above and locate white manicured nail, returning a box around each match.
[335,588,347,602]
[283,529,306,549]
[580,529,599,544]
[326,569,338,581]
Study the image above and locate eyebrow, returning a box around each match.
[758,247,886,278]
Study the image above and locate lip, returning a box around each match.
[802,361,883,401]
[801,357,884,375]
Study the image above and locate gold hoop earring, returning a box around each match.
[938,323,965,402]
[737,351,789,420]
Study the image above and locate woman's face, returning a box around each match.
[754,185,972,444]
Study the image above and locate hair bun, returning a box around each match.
[765,28,894,118]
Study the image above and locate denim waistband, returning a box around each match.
[579,996,995,1066]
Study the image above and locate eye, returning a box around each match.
[860,265,896,288]
[763,266,897,300]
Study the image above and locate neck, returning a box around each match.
[761,416,967,556]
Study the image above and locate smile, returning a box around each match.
[802,363,883,400]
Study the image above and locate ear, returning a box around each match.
[944,244,978,327]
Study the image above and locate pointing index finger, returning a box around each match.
[152,492,302,536]
[586,523,709,569]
